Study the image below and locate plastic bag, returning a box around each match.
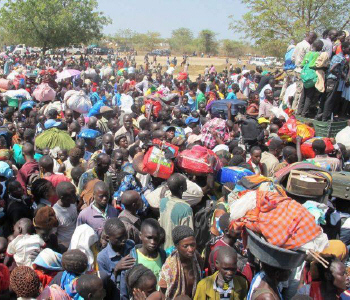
[77,128,101,139]
[278,118,315,143]
[66,90,92,114]
[33,83,56,102]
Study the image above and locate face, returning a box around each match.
[65,111,73,123]
[35,227,52,243]
[13,112,22,123]
[182,97,188,105]
[251,150,262,165]
[113,153,124,168]
[199,103,206,115]
[331,261,347,290]
[90,280,106,300]
[108,120,119,133]
[216,256,237,283]
[118,137,128,149]
[138,276,157,297]
[94,188,109,209]
[7,124,16,135]
[140,226,160,253]
[10,183,23,199]
[97,156,111,174]
[173,108,181,119]
[61,187,77,206]
[17,122,25,135]
[78,117,85,127]
[100,231,108,249]
[165,130,175,141]
[58,150,68,162]
[102,137,114,153]
[124,115,133,130]
[177,236,196,260]
[108,228,127,251]
[0,242,6,262]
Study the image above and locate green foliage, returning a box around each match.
[197,29,218,54]
[0,0,111,52]
[230,0,350,57]
[169,27,195,53]
[221,39,250,57]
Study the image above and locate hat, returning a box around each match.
[34,206,58,229]
[164,126,176,132]
[187,134,202,144]
[172,225,194,245]
[258,117,270,124]
[185,116,199,125]
[44,119,61,129]
[77,129,101,139]
[20,101,35,111]
[171,137,185,146]
[100,106,113,114]
[0,161,13,179]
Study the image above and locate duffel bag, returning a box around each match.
[66,90,92,114]
[330,171,350,200]
[301,137,334,159]
[217,166,254,184]
[33,83,56,102]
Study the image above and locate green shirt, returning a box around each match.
[196,91,206,110]
[136,249,163,282]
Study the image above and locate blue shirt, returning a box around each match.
[97,240,135,300]
[328,53,346,80]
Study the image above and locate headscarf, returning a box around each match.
[321,240,348,261]
[33,248,63,271]
[37,284,70,300]
[34,206,59,229]
[69,224,99,270]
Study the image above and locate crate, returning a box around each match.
[296,116,347,138]
[286,170,327,196]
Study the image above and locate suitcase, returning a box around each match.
[209,99,247,118]
[331,172,350,200]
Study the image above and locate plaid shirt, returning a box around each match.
[232,191,321,250]
[201,118,229,149]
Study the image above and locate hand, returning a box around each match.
[226,102,232,109]
[28,249,40,261]
[133,289,147,300]
[114,255,135,274]
[296,136,303,144]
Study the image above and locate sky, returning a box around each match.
[97,0,248,40]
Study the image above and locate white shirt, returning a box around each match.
[53,203,78,248]
[292,40,311,72]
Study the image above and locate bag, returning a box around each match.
[278,118,315,143]
[301,64,317,89]
[33,83,56,102]
[66,90,92,114]
[336,126,350,150]
[78,129,101,139]
[241,117,261,143]
[301,137,334,159]
[330,171,350,200]
[177,145,220,176]
[194,202,215,253]
[0,79,10,90]
[177,72,188,81]
[201,118,228,149]
[143,140,179,179]
[144,98,162,118]
[217,166,254,184]
[209,99,247,118]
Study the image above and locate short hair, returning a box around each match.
[93,180,109,195]
[125,264,156,292]
[121,190,141,207]
[232,147,244,156]
[39,155,54,171]
[56,181,75,199]
[61,250,88,274]
[69,147,83,158]
[104,217,125,236]
[268,138,283,151]
[76,274,103,298]
[10,266,40,298]
[219,213,231,232]
[217,246,237,262]
[71,166,85,182]
[23,142,35,156]
[250,146,261,154]
[31,179,52,202]
[342,41,350,50]
[312,139,326,154]
[228,155,245,166]
[141,218,160,232]
[23,128,35,140]
[172,225,194,245]
[313,39,324,51]
[167,173,186,195]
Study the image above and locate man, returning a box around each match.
[320,29,338,59]
[64,109,74,126]
[258,89,277,118]
[39,155,70,189]
[196,82,207,110]
[159,173,193,250]
[77,181,119,236]
[78,153,114,198]
[259,78,275,102]
[12,121,26,146]
[260,138,283,177]
[88,133,115,168]
[307,139,341,171]
[114,114,134,145]
[194,246,248,300]
[291,32,318,110]
[16,143,39,193]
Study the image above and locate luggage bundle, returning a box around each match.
[65,90,92,114]
[300,137,334,159]
[33,83,56,102]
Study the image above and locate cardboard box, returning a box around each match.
[287,170,327,196]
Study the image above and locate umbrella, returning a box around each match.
[56,69,81,81]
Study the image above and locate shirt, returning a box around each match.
[77,168,114,198]
[114,125,135,145]
[52,203,78,248]
[97,241,135,300]
[258,99,275,118]
[118,210,141,245]
[307,154,341,172]
[159,195,194,250]
[16,160,39,193]
[76,202,119,237]
[292,39,311,73]
[320,38,333,59]
[328,53,346,80]
[6,234,45,267]
[136,249,163,282]
[261,151,280,177]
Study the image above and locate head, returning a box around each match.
[312,39,324,52]
[167,173,187,198]
[283,146,298,164]
[71,166,85,186]
[31,178,56,204]
[8,180,24,199]
[13,218,34,237]
[261,262,292,283]
[61,249,88,275]
[33,206,58,242]
[10,266,40,298]
[93,181,110,210]
[65,109,74,124]
[0,237,7,262]
[316,255,347,291]
[328,29,338,42]
[215,246,238,283]
[57,149,68,162]
[140,219,161,254]
[115,134,128,149]
[264,89,273,101]
[338,30,347,43]
[96,153,111,174]
[250,146,262,165]
[121,190,142,213]
[341,41,350,55]
[312,139,326,155]
[306,32,318,44]
[112,150,125,169]
[23,128,35,143]
[16,121,26,136]
[107,118,119,134]
[39,155,54,174]
[268,138,284,158]
[102,133,114,154]
[172,225,196,260]
[76,274,106,300]
[123,114,133,130]
[56,181,77,207]
[125,264,157,297]
[104,217,127,252]
[165,127,175,142]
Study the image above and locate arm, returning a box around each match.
[258,101,265,117]
[135,81,144,94]
[227,102,232,121]
[296,136,302,161]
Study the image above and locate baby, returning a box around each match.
[4,218,45,267]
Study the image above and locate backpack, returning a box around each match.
[301,54,318,88]
[194,202,215,253]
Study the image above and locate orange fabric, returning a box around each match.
[230,191,322,249]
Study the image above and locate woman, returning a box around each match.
[246,93,260,117]
[31,178,56,210]
[115,134,129,150]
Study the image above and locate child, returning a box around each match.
[76,274,106,300]
[53,181,78,251]
[97,218,135,300]
[118,190,142,244]
[130,218,166,282]
[4,218,45,267]
[71,166,85,190]
[0,236,7,263]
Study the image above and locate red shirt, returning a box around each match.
[16,160,39,194]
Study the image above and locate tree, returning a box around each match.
[230,0,350,56]
[113,29,136,49]
[169,27,194,54]
[197,30,218,54]
[0,0,111,53]
[133,31,162,51]
[221,39,248,57]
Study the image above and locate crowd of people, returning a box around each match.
[1,28,350,300]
